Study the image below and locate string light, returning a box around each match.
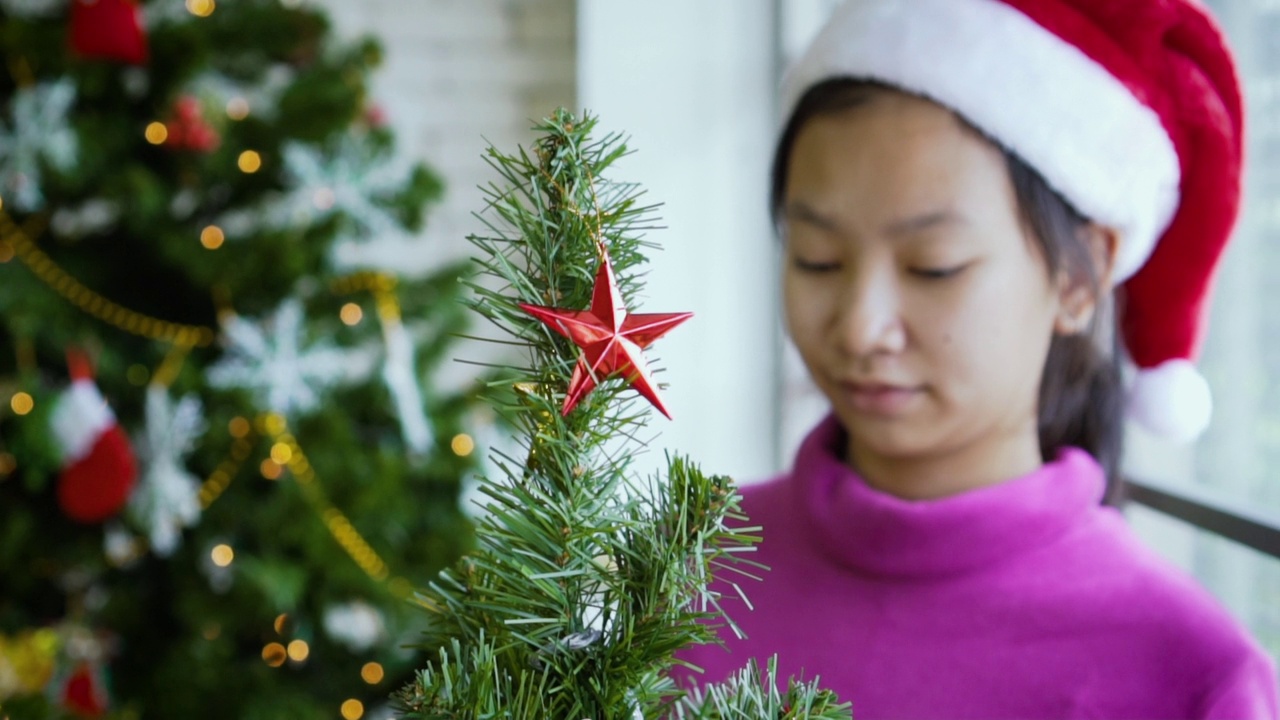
[10,392,34,416]
[361,662,384,684]
[228,417,251,439]
[0,241,13,263]
[185,0,215,17]
[262,642,287,667]
[273,614,289,635]
[200,225,225,250]
[270,442,293,464]
[340,699,364,720]
[226,97,250,120]
[202,624,221,640]
[0,453,16,478]
[450,433,475,457]
[262,413,287,437]
[260,458,283,481]
[145,121,168,144]
[238,150,262,173]
[286,639,310,662]
[340,303,363,326]
[211,544,234,567]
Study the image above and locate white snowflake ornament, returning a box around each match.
[129,385,206,557]
[323,600,386,653]
[381,320,433,456]
[0,0,65,18]
[208,299,348,416]
[238,134,413,245]
[0,78,78,211]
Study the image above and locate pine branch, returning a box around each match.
[399,110,851,719]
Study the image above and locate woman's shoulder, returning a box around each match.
[1047,506,1275,677]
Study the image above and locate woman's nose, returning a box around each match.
[833,269,907,359]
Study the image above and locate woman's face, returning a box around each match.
[782,90,1066,484]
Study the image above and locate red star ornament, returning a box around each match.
[519,256,692,418]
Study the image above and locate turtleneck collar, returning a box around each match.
[792,414,1106,580]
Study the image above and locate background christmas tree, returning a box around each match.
[0,1,479,717]
[396,110,851,719]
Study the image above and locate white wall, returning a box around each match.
[577,1,783,481]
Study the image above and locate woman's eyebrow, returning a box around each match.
[784,201,843,232]
[784,201,964,237]
[884,210,965,237]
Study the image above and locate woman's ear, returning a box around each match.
[1054,223,1120,335]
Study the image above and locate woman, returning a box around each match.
[678,0,1280,717]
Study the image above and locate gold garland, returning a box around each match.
[257,414,393,584]
[0,210,217,347]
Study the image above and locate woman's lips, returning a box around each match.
[841,381,923,416]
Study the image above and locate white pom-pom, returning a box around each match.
[1127,359,1213,443]
[50,380,115,463]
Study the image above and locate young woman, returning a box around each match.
[677,0,1280,717]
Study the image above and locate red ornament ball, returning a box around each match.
[69,0,149,66]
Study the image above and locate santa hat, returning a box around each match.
[782,0,1244,443]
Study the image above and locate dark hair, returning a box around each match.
[771,79,1126,506]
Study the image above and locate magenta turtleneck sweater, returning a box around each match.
[676,415,1280,719]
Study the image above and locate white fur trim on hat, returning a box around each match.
[51,379,116,463]
[781,0,1181,282]
[1127,359,1212,443]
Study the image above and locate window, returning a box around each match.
[1124,0,1280,664]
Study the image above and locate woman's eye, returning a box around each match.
[909,264,967,280]
[792,257,841,273]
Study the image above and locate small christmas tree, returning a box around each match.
[396,111,851,719]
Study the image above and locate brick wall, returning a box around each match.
[313,0,577,273]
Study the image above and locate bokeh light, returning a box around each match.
[262,642,286,667]
[10,392,34,416]
[361,662,384,684]
[340,303,364,326]
[238,150,262,173]
[451,433,475,457]
[226,97,250,120]
[287,639,309,662]
[145,121,168,144]
[260,459,283,480]
[341,699,364,720]
[200,225,225,250]
[211,544,234,567]
[186,0,215,17]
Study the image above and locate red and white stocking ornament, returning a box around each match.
[60,661,109,717]
[69,0,149,65]
[50,350,137,524]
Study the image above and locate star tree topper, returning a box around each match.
[519,254,692,418]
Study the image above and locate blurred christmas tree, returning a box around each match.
[0,1,479,718]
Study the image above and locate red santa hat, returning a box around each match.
[782,0,1244,443]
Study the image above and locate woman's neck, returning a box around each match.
[845,425,1044,501]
